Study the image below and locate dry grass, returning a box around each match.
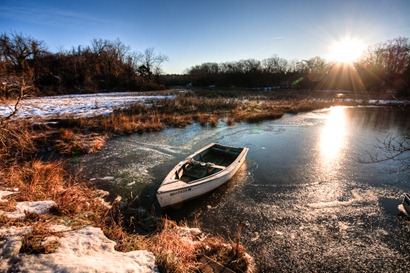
[159,114,193,128]
[209,115,219,127]
[66,112,165,135]
[144,219,201,272]
[20,221,62,254]
[198,237,252,273]
[194,113,220,127]
[0,159,109,225]
[102,206,252,273]
[0,197,17,212]
[277,99,335,114]
[103,114,163,134]
[0,121,36,163]
[54,128,107,154]
[2,160,66,201]
[233,101,285,123]
[146,219,253,273]
[53,184,108,223]
[156,96,238,114]
[46,94,354,140]
[0,213,13,226]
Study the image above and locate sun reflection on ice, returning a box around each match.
[320,106,347,163]
[306,106,349,208]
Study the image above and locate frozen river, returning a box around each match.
[76,106,410,272]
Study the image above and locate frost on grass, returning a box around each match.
[2,226,158,273]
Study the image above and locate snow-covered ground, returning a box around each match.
[2,200,57,219]
[0,224,158,273]
[0,190,159,272]
[4,226,158,273]
[368,99,410,105]
[0,92,175,120]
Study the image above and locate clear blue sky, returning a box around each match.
[1,0,410,74]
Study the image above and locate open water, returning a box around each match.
[76,106,410,272]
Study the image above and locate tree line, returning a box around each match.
[0,32,168,99]
[164,37,409,97]
[1,32,409,99]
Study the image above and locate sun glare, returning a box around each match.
[320,106,347,161]
[327,37,365,63]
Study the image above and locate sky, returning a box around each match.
[1,0,410,74]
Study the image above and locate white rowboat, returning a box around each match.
[402,193,410,216]
[156,143,249,208]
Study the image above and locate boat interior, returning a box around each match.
[177,144,243,183]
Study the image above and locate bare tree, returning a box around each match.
[0,32,43,99]
[302,56,329,74]
[135,48,168,81]
[0,31,47,72]
[242,59,261,73]
[145,47,169,77]
[262,55,289,73]
[90,38,130,76]
[358,36,410,94]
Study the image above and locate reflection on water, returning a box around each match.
[319,106,347,162]
[310,106,349,207]
[77,106,410,272]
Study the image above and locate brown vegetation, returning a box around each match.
[54,129,107,155]
[233,101,285,123]
[103,209,253,273]
[20,221,62,254]
[0,121,36,163]
[48,92,358,141]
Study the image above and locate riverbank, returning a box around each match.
[0,89,408,272]
[0,153,254,272]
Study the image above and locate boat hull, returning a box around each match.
[403,193,410,216]
[157,143,248,208]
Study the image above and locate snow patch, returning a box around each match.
[368,100,410,105]
[0,226,31,262]
[2,200,56,219]
[0,190,16,201]
[0,92,175,120]
[99,176,115,181]
[2,226,158,273]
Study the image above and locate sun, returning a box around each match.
[327,37,365,63]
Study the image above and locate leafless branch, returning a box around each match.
[358,133,410,172]
[0,73,34,127]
